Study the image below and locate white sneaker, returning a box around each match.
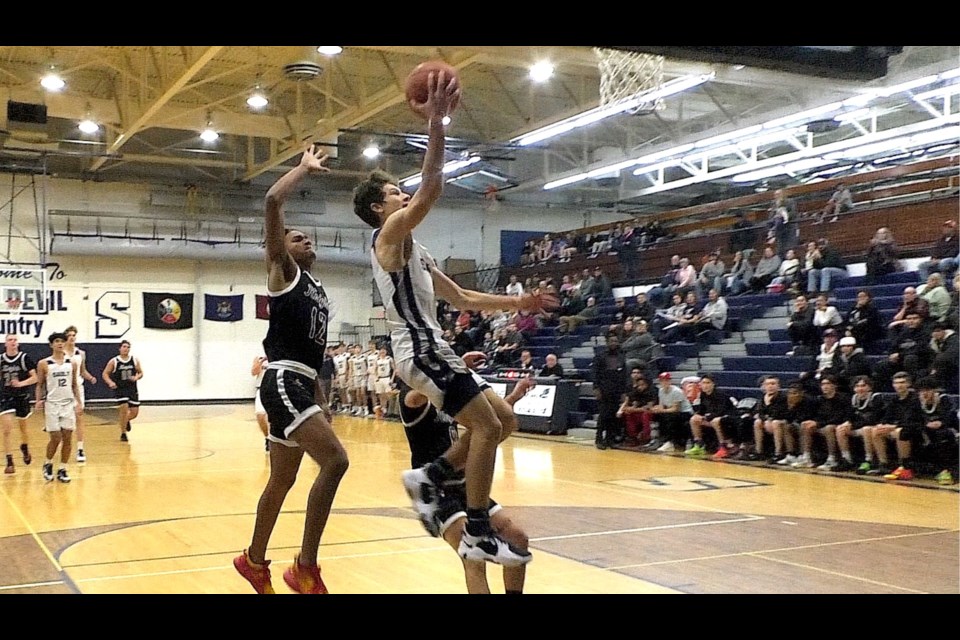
[777,454,798,465]
[401,468,440,537]
[657,441,676,453]
[785,350,795,356]
[792,454,815,468]
[818,458,839,471]
[458,530,532,567]
[76,449,86,463]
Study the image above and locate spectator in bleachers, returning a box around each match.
[492,322,525,366]
[798,328,841,394]
[591,333,630,449]
[450,324,476,357]
[592,267,612,300]
[865,227,900,285]
[917,219,959,282]
[587,227,613,259]
[612,296,632,326]
[825,336,872,394]
[747,376,788,462]
[607,316,632,342]
[675,258,698,299]
[915,376,959,485]
[535,283,560,329]
[747,246,781,293]
[519,239,538,267]
[695,288,729,334]
[812,293,844,339]
[843,290,884,351]
[505,274,524,297]
[687,373,737,458]
[697,250,726,298]
[559,232,578,262]
[647,255,681,307]
[661,291,700,344]
[869,371,924,479]
[814,182,854,224]
[948,274,959,330]
[928,321,959,394]
[773,382,818,467]
[578,268,599,300]
[649,372,695,453]
[769,248,800,293]
[617,369,656,447]
[806,237,848,295]
[836,375,886,475]
[622,319,662,374]
[874,312,932,391]
[624,292,653,325]
[723,250,754,296]
[888,286,930,342]
[556,295,598,335]
[728,211,758,256]
[767,189,799,258]
[536,233,554,264]
[516,349,536,372]
[481,330,499,361]
[539,353,565,379]
[616,223,640,281]
[800,241,821,291]
[919,272,951,324]
[797,374,853,471]
[558,274,575,297]
[786,295,818,356]
[513,309,539,342]
[606,223,625,256]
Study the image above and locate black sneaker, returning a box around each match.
[76,449,86,463]
[20,444,31,465]
[120,433,129,442]
[834,459,855,472]
[595,440,608,450]
[458,530,532,567]
[126,421,132,432]
[867,463,892,476]
[42,463,54,482]
[264,438,270,453]
[57,468,71,483]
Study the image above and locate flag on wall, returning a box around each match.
[143,292,194,330]
[204,294,244,322]
[255,294,270,320]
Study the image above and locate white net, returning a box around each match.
[593,48,665,114]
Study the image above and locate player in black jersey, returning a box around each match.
[234,144,348,596]
[2,334,38,474]
[400,351,532,593]
[101,340,143,442]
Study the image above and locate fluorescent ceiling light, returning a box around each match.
[246,88,269,109]
[732,157,833,182]
[40,71,65,91]
[200,127,219,142]
[78,119,99,134]
[362,145,380,159]
[317,46,343,56]
[825,125,960,160]
[401,156,481,188]
[529,61,554,83]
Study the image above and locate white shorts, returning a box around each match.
[254,388,265,416]
[367,376,377,392]
[45,400,77,433]
[352,375,366,390]
[375,378,393,395]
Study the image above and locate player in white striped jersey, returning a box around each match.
[364,340,380,417]
[352,70,556,567]
[348,344,369,417]
[35,332,82,483]
[332,343,351,414]
[373,346,396,418]
[64,326,98,463]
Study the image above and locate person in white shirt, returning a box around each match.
[505,275,524,297]
[696,288,729,331]
[63,326,98,463]
[812,293,843,338]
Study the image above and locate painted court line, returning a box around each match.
[0,486,62,572]
[531,515,766,542]
[0,580,64,591]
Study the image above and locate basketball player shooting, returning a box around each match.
[352,66,557,567]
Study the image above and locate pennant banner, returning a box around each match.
[204,294,244,322]
[143,292,194,330]
[255,294,270,320]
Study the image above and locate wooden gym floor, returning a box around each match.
[0,404,956,595]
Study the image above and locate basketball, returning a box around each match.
[405,60,460,113]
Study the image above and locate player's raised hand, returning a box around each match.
[462,351,488,372]
[410,71,460,121]
[519,290,559,314]
[299,144,331,174]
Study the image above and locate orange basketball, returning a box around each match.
[405,60,460,113]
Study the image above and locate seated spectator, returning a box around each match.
[674,258,698,299]
[605,223,624,255]
[865,227,900,285]
[516,349,536,372]
[505,274,524,296]
[592,266,613,300]
[558,232,578,262]
[747,376,788,461]
[928,321,959,394]
[647,255,682,307]
[888,286,930,341]
[786,295,818,356]
[869,372,923,479]
[695,288,729,333]
[698,251,726,298]
[687,373,737,458]
[519,239,538,267]
[513,309,539,341]
[914,376,959,484]
[918,219,959,282]
[768,248,800,293]
[557,295,598,335]
[617,369,657,447]
[806,237,847,295]
[814,182,854,224]
[626,291,655,324]
[824,336,872,394]
[873,312,933,391]
[798,328,840,394]
[647,372,694,453]
[492,323,525,366]
[812,293,843,340]
[610,297,630,326]
[536,283,560,328]
[723,250,754,296]
[772,382,818,466]
[797,375,853,470]
[539,353,565,378]
[651,293,686,338]
[747,246,781,293]
[535,233,554,264]
[578,268,599,300]
[661,291,700,344]
[587,227,612,258]
[558,274,576,297]
[844,290,884,351]
[481,331,498,360]
[919,272,951,324]
[800,241,820,291]
[949,274,960,331]
[622,319,663,374]
[836,375,886,475]
[450,324,476,357]
[550,233,571,263]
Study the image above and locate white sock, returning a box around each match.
[59,463,67,471]
[78,441,84,450]
[842,451,853,462]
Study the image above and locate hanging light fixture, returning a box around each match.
[40,65,65,91]
[362,143,380,159]
[200,111,219,142]
[78,103,99,134]
[317,46,343,56]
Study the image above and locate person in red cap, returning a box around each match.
[646,371,694,453]
[918,219,958,282]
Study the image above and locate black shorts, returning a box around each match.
[260,364,322,446]
[116,384,140,407]
[0,394,32,419]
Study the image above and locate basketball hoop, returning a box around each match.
[483,185,500,212]
[593,48,665,115]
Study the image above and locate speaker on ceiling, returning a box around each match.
[7,100,48,125]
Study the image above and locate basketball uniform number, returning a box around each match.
[309,307,328,348]
[58,378,67,387]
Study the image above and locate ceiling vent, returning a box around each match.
[283,61,324,81]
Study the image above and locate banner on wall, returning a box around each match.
[143,292,194,330]
[255,294,270,320]
[204,294,243,322]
